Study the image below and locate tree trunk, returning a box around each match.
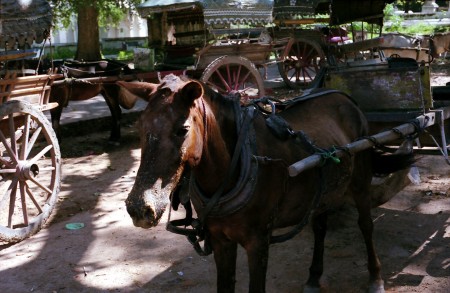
[75,3,101,61]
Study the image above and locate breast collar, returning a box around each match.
[189,101,259,218]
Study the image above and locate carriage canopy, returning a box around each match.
[138,0,395,26]
[0,0,53,48]
[138,0,274,26]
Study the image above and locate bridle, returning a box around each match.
[166,94,256,255]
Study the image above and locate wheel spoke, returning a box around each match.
[233,65,243,91]
[29,176,52,194]
[205,80,227,93]
[239,71,252,87]
[303,46,316,60]
[19,181,28,226]
[7,178,18,228]
[215,70,232,93]
[25,181,43,213]
[225,64,232,89]
[20,114,31,160]
[0,129,18,165]
[8,114,17,160]
[25,125,42,159]
[38,166,55,172]
[29,145,53,165]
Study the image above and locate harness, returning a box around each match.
[167,96,257,255]
[166,89,350,255]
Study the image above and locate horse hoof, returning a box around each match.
[367,280,385,293]
[303,285,321,293]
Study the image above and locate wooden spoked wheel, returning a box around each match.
[200,56,265,103]
[0,101,61,243]
[278,38,326,89]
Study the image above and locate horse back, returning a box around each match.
[280,92,368,150]
[245,92,371,228]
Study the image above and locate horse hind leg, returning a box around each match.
[355,194,385,293]
[304,212,328,293]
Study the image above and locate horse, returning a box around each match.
[50,79,121,143]
[49,60,144,143]
[117,74,414,292]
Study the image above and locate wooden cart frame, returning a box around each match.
[0,0,65,243]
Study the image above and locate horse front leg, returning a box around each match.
[304,212,328,293]
[211,235,238,293]
[50,106,63,141]
[49,87,68,142]
[101,84,122,144]
[244,234,270,293]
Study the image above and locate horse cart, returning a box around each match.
[0,0,63,243]
[136,0,402,95]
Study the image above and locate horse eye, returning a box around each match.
[176,126,189,137]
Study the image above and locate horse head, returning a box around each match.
[117,75,207,228]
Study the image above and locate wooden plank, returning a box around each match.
[0,73,62,106]
[273,18,329,25]
[325,62,432,110]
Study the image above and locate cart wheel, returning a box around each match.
[389,54,401,58]
[278,38,326,89]
[0,101,61,243]
[200,55,265,103]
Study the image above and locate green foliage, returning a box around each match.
[115,50,134,60]
[384,3,403,31]
[100,47,133,59]
[46,46,76,60]
[394,0,425,12]
[50,0,143,29]
[383,3,450,35]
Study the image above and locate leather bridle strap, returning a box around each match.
[198,103,255,223]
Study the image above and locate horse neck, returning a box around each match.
[192,95,238,195]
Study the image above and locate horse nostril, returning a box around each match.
[143,207,154,222]
[126,205,138,219]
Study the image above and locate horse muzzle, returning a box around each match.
[125,191,168,229]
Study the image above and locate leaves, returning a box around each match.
[51,0,142,29]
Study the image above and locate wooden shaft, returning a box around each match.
[288,113,436,177]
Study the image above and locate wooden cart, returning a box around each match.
[137,0,399,96]
[0,0,64,243]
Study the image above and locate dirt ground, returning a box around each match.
[1,64,450,293]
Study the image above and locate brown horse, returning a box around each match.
[48,60,143,143]
[117,75,413,293]
[49,78,143,143]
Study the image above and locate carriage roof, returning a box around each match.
[0,0,53,47]
[138,0,394,26]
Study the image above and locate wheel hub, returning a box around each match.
[16,160,39,181]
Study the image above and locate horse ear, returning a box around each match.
[116,81,158,101]
[180,81,203,105]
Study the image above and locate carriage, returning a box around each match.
[0,0,63,243]
[136,0,402,95]
[136,0,449,161]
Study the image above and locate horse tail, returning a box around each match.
[367,140,416,207]
[371,140,416,177]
